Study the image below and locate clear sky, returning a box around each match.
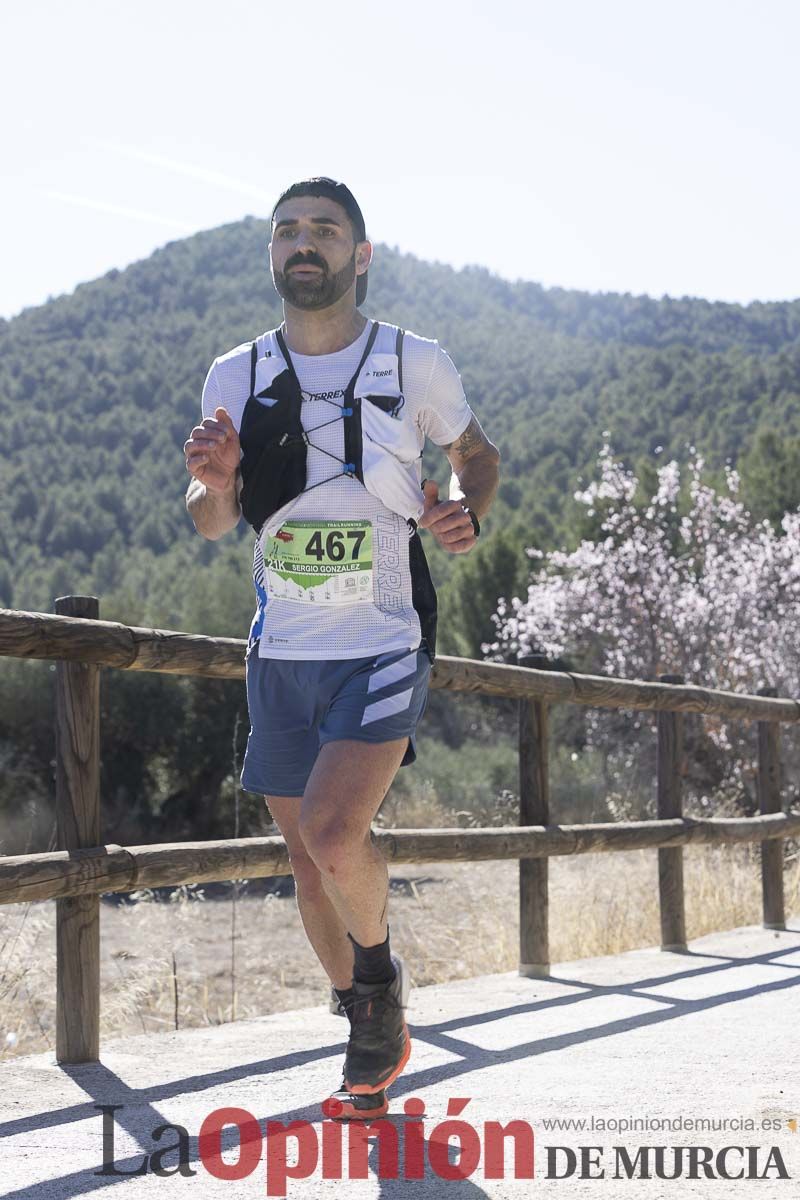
[2,0,798,319]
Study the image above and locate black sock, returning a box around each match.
[334,985,355,1010]
[348,927,395,987]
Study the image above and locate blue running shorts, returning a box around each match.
[240,643,433,797]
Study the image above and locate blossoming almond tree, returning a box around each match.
[487,440,800,813]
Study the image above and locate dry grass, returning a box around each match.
[1,840,797,1062]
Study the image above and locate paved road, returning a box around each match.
[1,920,799,1198]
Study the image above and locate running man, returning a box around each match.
[184,178,500,1117]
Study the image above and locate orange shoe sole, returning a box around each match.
[324,1091,390,1121]
[345,1023,412,1095]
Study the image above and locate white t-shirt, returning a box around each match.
[201,320,473,660]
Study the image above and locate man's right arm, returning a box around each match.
[186,469,243,541]
[185,361,244,540]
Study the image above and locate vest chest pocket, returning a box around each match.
[356,354,421,466]
[360,396,422,467]
[238,364,306,534]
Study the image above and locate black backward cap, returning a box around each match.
[271,177,369,306]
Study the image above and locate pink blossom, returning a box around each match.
[486,441,800,807]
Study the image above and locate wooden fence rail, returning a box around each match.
[1,815,797,906]
[3,606,799,720]
[0,599,797,1063]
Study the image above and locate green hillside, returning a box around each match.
[2,216,800,633]
[1,219,799,852]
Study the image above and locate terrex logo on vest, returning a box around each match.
[303,389,344,402]
[366,369,393,378]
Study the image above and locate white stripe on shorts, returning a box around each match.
[367,651,418,695]
[361,687,414,727]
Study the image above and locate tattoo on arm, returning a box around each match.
[442,417,483,459]
[440,414,501,522]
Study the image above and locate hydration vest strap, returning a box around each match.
[353,320,381,378]
[274,327,300,390]
[248,341,258,399]
[395,327,405,394]
[269,320,381,487]
[343,320,381,483]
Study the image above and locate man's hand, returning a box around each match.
[184,407,241,494]
[417,480,477,554]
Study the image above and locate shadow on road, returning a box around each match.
[2,932,799,1197]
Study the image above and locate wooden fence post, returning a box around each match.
[757,685,785,930]
[518,654,550,977]
[657,673,687,951]
[55,595,101,1062]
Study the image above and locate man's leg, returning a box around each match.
[264,794,354,991]
[299,737,411,1094]
[297,738,408,949]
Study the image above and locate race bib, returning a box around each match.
[264,520,373,605]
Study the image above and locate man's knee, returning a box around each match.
[287,846,328,902]
[298,813,368,878]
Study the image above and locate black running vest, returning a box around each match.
[237,323,438,658]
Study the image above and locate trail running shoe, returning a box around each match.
[323,1077,389,1121]
[330,953,409,1017]
[342,959,411,1095]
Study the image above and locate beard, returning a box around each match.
[272,249,357,311]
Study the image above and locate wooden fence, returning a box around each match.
[1,599,798,1064]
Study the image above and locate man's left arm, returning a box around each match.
[418,413,501,554]
[444,413,501,521]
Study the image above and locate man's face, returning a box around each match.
[269,195,371,311]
